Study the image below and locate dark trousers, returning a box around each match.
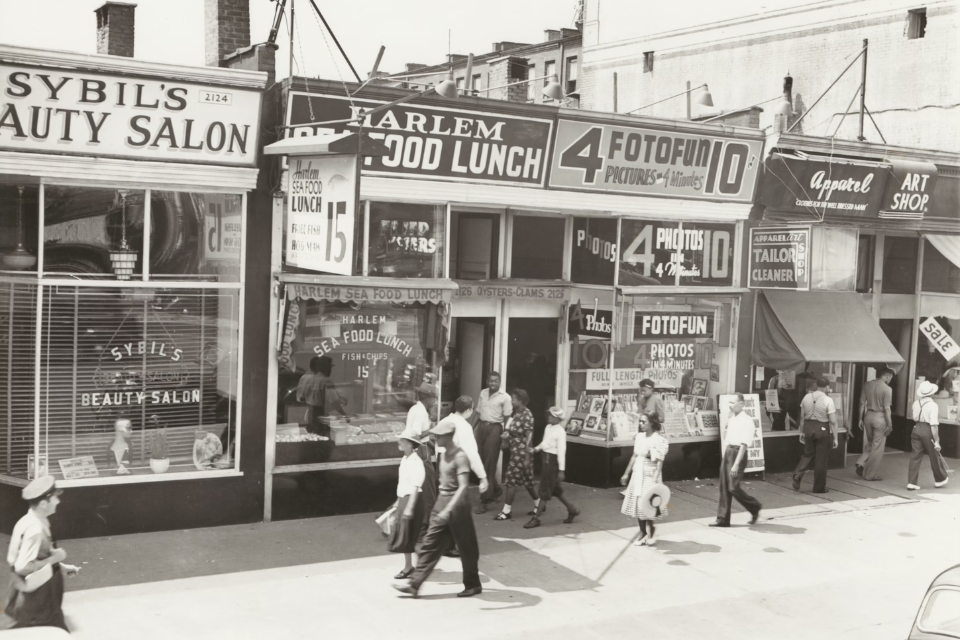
[474,420,503,503]
[410,494,481,591]
[794,420,831,492]
[909,422,948,486]
[717,445,762,524]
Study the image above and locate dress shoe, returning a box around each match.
[812,489,829,494]
[392,583,418,598]
[749,509,761,525]
[563,508,581,524]
[864,477,883,481]
[935,478,949,488]
[457,586,482,598]
[708,520,729,528]
[523,516,541,529]
[443,547,461,558]
[907,484,920,491]
[791,475,802,491]
[474,503,488,515]
[855,464,864,477]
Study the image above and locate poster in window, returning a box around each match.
[717,394,765,472]
[619,220,736,287]
[286,154,357,276]
[571,217,618,285]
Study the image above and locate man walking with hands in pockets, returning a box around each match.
[710,393,762,527]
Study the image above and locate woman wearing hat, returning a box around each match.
[620,414,670,545]
[388,430,428,579]
[909,381,950,490]
[5,476,79,630]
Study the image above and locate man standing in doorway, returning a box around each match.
[474,372,511,514]
[709,393,762,527]
[856,368,894,481]
[792,377,838,494]
[637,379,666,424]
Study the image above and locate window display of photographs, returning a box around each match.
[694,396,709,411]
[682,395,696,411]
[690,378,708,397]
[588,396,607,415]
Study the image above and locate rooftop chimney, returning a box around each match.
[95,2,136,58]
[205,0,251,67]
[544,29,562,42]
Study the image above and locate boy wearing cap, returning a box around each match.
[909,381,950,490]
[524,407,580,529]
[394,396,482,599]
[5,476,79,630]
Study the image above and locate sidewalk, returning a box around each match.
[1,451,953,592]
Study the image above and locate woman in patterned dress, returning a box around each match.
[494,389,540,521]
[620,414,669,546]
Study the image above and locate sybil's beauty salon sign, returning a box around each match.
[0,62,261,166]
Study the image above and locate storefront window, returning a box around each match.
[566,296,738,443]
[882,236,920,294]
[449,212,499,280]
[0,286,240,480]
[916,314,960,424]
[277,298,445,465]
[0,281,38,477]
[754,363,851,432]
[510,215,564,280]
[43,186,145,277]
[619,220,736,287]
[811,227,857,291]
[0,184,39,273]
[368,202,445,278]
[855,233,875,293]
[922,238,960,294]
[149,192,243,282]
[571,217,617,285]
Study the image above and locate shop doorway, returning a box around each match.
[507,318,558,447]
[442,318,495,414]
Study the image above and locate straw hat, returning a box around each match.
[916,381,939,398]
[547,406,565,419]
[397,429,422,447]
[639,483,671,519]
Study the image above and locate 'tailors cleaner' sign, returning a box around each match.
[0,63,262,166]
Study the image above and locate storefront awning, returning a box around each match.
[753,290,904,372]
[278,273,459,304]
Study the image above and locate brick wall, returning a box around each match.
[95,2,136,58]
[204,0,251,67]
[583,0,959,150]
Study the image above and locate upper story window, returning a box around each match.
[907,8,927,39]
[882,236,920,294]
[510,215,564,280]
[643,51,654,73]
[566,56,578,94]
[449,212,499,280]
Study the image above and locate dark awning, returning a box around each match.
[753,290,905,372]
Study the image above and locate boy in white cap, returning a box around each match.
[908,381,949,490]
[524,406,580,529]
[5,476,79,630]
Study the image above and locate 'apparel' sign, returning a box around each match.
[286,155,357,276]
[549,119,762,202]
[748,227,810,290]
[919,317,960,362]
[286,92,553,187]
[0,62,261,166]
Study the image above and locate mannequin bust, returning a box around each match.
[111,418,132,475]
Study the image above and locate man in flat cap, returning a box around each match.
[637,379,666,425]
[5,476,79,630]
[394,396,482,599]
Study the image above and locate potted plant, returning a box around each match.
[149,424,170,474]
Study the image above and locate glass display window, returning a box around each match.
[810,227,857,291]
[916,313,960,424]
[449,212,499,280]
[752,362,851,433]
[570,217,617,286]
[922,238,960,294]
[276,298,448,465]
[149,192,243,282]
[368,201,445,278]
[882,235,920,294]
[619,220,736,287]
[510,215,564,280]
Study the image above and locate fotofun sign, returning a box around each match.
[0,62,261,166]
[286,155,358,276]
[286,92,553,187]
[748,227,810,290]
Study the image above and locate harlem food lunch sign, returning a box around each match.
[0,60,262,166]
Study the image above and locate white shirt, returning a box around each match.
[436,413,487,479]
[538,424,568,470]
[726,411,756,449]
[477,388,513,423]
[7,510,47,573]
[913,399,940,426]
[406,401,432,438]
[396,453,426,498]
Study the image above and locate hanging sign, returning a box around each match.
[0,62,261,166]
[549,119,762,202]
[453,282,567,301]
[286,92,553,186]
[568,299,613,338]
[286,155,357,276]
[748,227,810,290]
[879,158,938,220]
[919,317,960,362]
[761,154,884,217]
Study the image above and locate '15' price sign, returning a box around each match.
[618,220,735,287]
[286,155,357,276]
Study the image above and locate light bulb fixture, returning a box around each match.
[543,75,565,101]
[109,190,138,280]
[2,185,37,271]
[695,85,714,107]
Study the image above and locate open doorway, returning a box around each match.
[442,318,495,416]
[507,318,558,448]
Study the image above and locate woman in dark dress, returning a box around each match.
[495,389,540,521]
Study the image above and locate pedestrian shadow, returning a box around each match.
[750,522,806,535]
[416,588,542,611]
[653,540,721,555]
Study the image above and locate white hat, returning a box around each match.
[547,406,564,419]
[639,483,671,519]
[917,381,939,398]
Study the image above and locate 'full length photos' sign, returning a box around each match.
[286,155,357,276]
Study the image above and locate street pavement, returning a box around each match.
[2,451,957,639]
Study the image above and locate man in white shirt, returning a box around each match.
[908,380,949,490]
[709,393,762,527]
[474,372,512,512]
[792,377,838,494]
[524,406,580,529]
[436,397,489,498]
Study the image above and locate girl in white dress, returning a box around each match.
[620,414,669,545]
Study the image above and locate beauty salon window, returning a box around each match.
[150,192,243,282]
[0,183,39,274]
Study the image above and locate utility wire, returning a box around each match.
[305,0,361,82]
